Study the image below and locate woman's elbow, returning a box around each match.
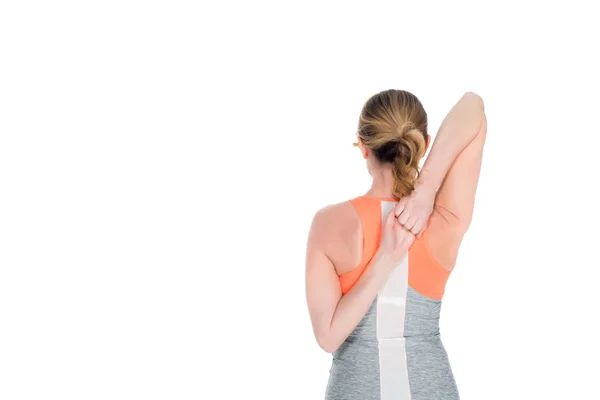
[316,334,340,354]
[463,91,485,112]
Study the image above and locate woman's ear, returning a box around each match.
[357,138,368,159]
[425,134,431,154]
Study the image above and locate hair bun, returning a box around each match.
[396,120,416,138]
[394,121,426,165]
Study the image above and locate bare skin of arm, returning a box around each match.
[395,91,487,270]
[305,204,415,353]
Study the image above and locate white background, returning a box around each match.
[1,1,599,399]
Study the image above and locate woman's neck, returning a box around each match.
[365,166,396,199]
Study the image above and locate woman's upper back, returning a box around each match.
[323,195,458,300]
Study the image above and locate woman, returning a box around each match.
[305,89,487,400]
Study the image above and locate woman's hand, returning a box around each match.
[394,183,436,239]
[378,207,416,265]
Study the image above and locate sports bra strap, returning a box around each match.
[339,196,383,294]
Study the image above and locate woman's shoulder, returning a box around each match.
[309,195,387,243]
[308,199,364,276]
[310,199,361,234]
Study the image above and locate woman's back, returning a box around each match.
[323,196,458,400]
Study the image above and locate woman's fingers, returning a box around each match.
[384,207,397,230]
[396,213,428,238]
[397,209,410,225]
[395,220,415,248]
[411,219,424,235]
[404,216,417,231]
[415,219,429,239]
[400,225,416,247]
[394,198,407,217]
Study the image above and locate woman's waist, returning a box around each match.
[332,333,447,363]
[335,331,443,354]
[347,323,440,342]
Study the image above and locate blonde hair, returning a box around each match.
[355,89,429,199]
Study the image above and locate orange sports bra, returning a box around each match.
[338,196,451,300]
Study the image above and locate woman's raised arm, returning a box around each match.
[395,91,487,269]
[419,91,487,232]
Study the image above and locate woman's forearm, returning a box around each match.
[416,92,486,195]
[318,252,395,353]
